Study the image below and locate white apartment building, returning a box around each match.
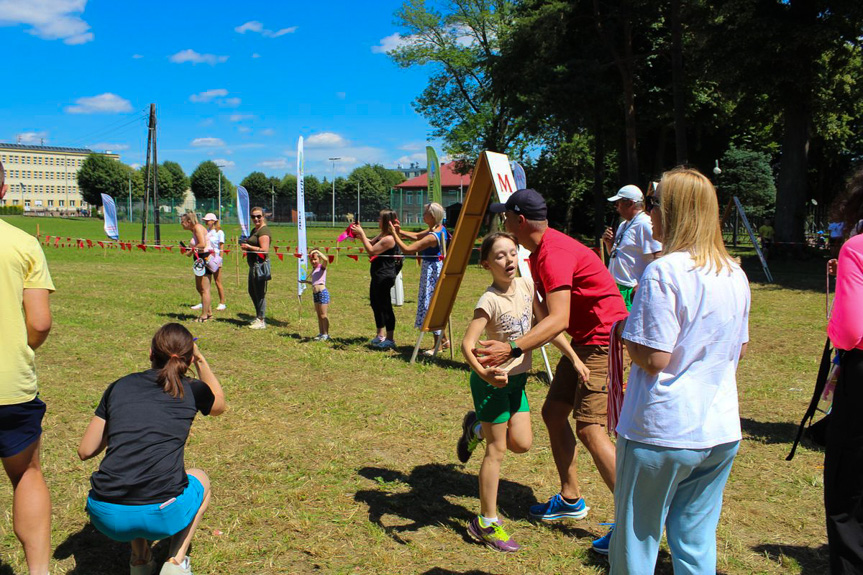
[0,143,120,213]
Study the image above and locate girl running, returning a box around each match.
[456,232,584,552]
[303,249,331,341]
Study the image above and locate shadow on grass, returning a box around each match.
[751,543,829,574]
[421,569,500,575]
[739,253,831,293]
[0,561,14,575]
[54,523,171,574]
[354,464,536,546]
[740,417,801,445]
[384,344,471,372]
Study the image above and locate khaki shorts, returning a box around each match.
[546,344,609,425]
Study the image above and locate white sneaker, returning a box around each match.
[190,303,203,310]
[216,303,227,311]
[249,319,266,330]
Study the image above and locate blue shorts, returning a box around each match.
[313,288,330,305]
[0,396,46,458]
[86,474,205,542]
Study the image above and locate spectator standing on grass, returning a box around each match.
[78,323,225,575]
[200,213,226,311]
[388,202,450,355]
[240,207,271,330]
[350,210,402,350]
[0,159,54,575]
[825,168,863,574]
[758,218,775,257]
[602,185,662,311]
[477,189,628,550]
[610,168,750,574]
[180,212,213,323]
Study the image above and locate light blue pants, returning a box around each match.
[610,437,739,575]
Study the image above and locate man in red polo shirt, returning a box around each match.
[477,189,627,545]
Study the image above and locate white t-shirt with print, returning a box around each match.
[608,211,662,287]
[617,251,751,449]
[475,277,534,375]
[207,229,225,255]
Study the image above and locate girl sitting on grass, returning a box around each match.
[303,249,331,341]
[456,232,584,552]
[78,323,226,575]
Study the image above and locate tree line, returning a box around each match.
[78,154,405,221]
[388,0,863,246]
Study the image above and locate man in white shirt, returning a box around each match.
[602,185,662,310]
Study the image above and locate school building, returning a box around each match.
[391,161,472,224]
[0,143,120,213]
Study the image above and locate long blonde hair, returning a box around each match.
[309,249,328,269]
[658,167,737,273]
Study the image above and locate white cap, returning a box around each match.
[202,212,218,221]
[607,184,643,202]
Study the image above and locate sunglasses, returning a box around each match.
[645,195,661,214]
[252,214,263,220]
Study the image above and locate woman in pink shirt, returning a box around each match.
[825,167,863,573]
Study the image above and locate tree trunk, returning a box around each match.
[593,124,607,248]
[621,7,638,182]
[670,0,688,165]
[775,97,810,249]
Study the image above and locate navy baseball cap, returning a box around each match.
[488,188,547,220]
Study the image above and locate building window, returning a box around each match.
[35,200,43,207]
[48,200,53,206]
[70,200,76,207]
[59,200,64,207]
[24,200,30,207]
[406,192,413,205]
[12,199,19,205]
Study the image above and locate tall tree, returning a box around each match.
[160,161,190,201]
[240,171,272,198]
[190,161,232,200]
[77,154,133,206]
[389,0,529,166]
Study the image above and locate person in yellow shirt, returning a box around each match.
[758,219,775,257]
[0,159,54,575]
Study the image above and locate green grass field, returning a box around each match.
[0,215,833,574]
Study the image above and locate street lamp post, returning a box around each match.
[328,157,341,227]
[214,161,227,220]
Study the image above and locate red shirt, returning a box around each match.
[529,227,628,346]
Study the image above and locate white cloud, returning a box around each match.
[399,142,424,151]
[235,20,297,38]
[89,142,130,151]
[65,93,132,114]
[212,158,235,169]
[336,91,346,99]
[189,89,228,103]
[132,54,143,59]
[258,158,289,170]
[252,53,261,59]
[220,97,241,108]
[191,137,225,147]
[259,128,275,136]
[0,0,94,44]
[169,49,228,66]
[237,126,252,133]
[305,132,348,148]
[397,152,427,165]
[130,163,142,170]
[16,131,48,145]
[229,113,254,122]
[199,118,214,127]
[372,32,416,54]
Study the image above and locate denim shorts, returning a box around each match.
[86,474,205,542]
[0,396,46,458]
[313,288,330,305]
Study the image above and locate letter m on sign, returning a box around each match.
[497,173,514,195]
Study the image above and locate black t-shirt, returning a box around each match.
[89,369,215,505]
[246,224,271,268]
[370,242,401,280]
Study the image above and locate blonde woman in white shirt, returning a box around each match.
[609,167,751,574]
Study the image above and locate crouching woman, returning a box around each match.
[77,323,226,575]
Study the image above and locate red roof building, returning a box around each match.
[391,161,472,224]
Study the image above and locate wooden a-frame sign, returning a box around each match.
[422,151,522,333]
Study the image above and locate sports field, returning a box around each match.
[0,216,831,574]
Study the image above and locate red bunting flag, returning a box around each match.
[273,246,279,252]
[328,255,335,263]
[277,253,284,261]
[222,249,230,254]
[293,253,302,258]
[86,239,93,247]
[347,254,359,261]
[45,235,52,242]
[164,246,173,252]
[358,248,365,253]
[137,244,146,252]
[66,237,71,241]
[324,247,330,253]
[98,241,104,248]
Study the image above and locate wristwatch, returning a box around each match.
[508,340,524,359]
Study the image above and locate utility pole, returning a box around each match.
[141,103,160,243]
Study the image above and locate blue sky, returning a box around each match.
[0,0,443,181]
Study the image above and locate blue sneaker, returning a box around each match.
[528,493,589,521]
[591,524,614,555]
[375,339,396,350]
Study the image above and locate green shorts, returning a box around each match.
[470,371,529,424]
[617,283,636,311]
